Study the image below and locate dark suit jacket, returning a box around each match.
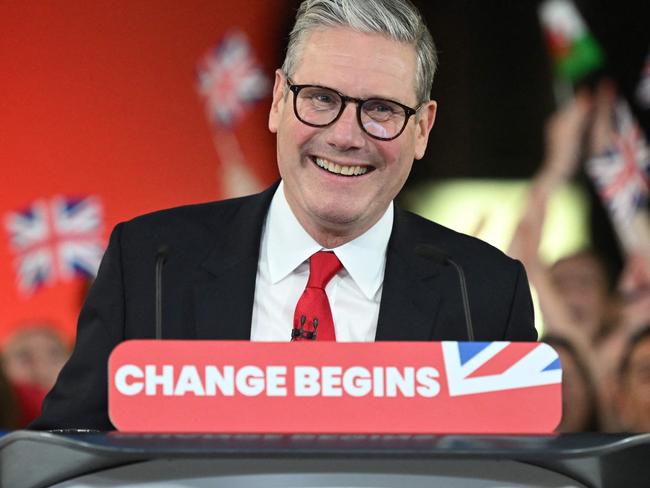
[31,184,536,431]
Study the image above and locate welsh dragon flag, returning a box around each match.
[538,0,604,83]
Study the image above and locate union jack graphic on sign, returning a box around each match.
[4,195,105,294]
[442,342,561,397]
[196,31,270,128]
[586,100,650,228]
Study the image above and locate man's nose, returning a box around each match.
[324,102,366,150]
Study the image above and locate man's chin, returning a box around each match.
[307,201,366,226]
[314,209,362,228]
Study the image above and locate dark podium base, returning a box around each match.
[1,431,649,487]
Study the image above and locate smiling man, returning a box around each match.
[32,0,536,431]
[270,26,435,249]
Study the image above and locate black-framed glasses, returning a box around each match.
[286,77,421,141]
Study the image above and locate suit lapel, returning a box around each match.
[193,184,277,340]
[191,192,448,341]
[375,208,445,341]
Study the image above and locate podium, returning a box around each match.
[2,431,650,487]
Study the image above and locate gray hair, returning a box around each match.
[281,0,437,104]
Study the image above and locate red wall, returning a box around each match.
[0,1,289,343]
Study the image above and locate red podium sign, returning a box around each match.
[108,340,561,434]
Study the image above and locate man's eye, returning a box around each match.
[364,101,399,119]
[310,93,337,105]
[367,102,393,113]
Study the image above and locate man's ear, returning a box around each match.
[268,69,286,134]
[414,100,437,160]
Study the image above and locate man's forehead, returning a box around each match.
[293,27,418,102]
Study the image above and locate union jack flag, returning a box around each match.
[586,99,650,228]
[442,342,561,397]
[4,195,105,294]
[196,31,270,128]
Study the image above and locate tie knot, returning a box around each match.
[307,251,342,289]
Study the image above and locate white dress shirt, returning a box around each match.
[250,182,393,342]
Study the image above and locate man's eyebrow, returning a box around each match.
[309,82,409,103]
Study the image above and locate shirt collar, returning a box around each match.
[264,181,393,300]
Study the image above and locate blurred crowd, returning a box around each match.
[509,81,650,432]
[0,325,69,429]
[1,82,649,434]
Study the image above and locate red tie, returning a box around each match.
[292,251,342,341]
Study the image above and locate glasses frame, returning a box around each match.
[285,77,421,141]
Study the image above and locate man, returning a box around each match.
[32,0,536,431]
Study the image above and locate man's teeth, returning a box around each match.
[315,158,368,176]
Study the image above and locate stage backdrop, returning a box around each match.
[0,1,290,344]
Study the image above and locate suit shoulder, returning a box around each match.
[123,192,260,231]
[396,208,516,267]
[110,186,274,259]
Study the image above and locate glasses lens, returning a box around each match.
[295,86,342,126]
[360,99,407,139]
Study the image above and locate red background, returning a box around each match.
[0,1,290,344]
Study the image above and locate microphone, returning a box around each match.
[415,244,475,341]
[291,315,318,340]
[154,245,169,340]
